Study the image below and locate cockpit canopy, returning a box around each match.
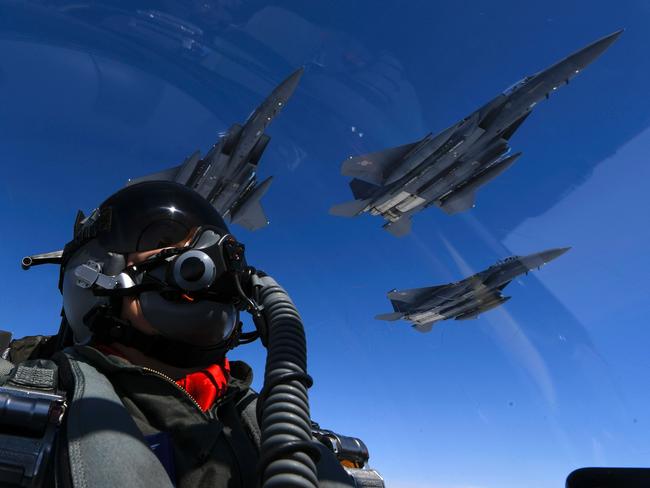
[502,76,535,96]
[493,255,521,267]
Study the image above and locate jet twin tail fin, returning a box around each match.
[230,199,268,231]
[230,176,273,231]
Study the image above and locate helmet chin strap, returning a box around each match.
[83,304,240,368]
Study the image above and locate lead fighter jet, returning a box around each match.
[331,31,622,236]
[128,68,303,230]
[376,247,570,332]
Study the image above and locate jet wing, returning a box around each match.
[127,151,203,187]
[341,140,420,185]
[388,285,449,304]
[126,129,230,197]
[127,165,182,186]
[388,283,465,310]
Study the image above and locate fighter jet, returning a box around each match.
[376,247,570,332]
[331,30,622,236]
[128,67,303,230]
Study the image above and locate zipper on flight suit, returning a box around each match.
[141,366,206,415]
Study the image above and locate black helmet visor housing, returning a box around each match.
[97,181,229,253]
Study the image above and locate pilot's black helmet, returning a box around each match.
[61,181,236,348]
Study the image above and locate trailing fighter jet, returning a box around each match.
[376,247,570,332]
[330,31,622,236]
[128,68,303,231]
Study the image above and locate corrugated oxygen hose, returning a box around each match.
[254,275,320,488]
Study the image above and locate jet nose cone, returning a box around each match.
[569,30,623,70]
[263,67,303,116]
[538,246,571,263]
[520,247,571,270]
[278,66,304,95]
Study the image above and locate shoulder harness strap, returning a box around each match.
[233,389,261,451]
[54,349,175,488]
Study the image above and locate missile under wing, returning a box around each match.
[376,247,570,332]
[330,30,622,237]
[128,68,303,231]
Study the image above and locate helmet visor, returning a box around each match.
[96,181,228,253]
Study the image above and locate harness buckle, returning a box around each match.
[0,365,67,487]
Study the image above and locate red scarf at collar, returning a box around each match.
[175,360,230,411]
[94,344,230,412]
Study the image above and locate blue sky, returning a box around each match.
[1,1,648,487]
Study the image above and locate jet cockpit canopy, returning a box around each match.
[502,76,534,96]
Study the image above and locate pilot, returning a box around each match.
[0,181,364,487]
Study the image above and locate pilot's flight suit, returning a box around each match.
[1,342,356,488]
